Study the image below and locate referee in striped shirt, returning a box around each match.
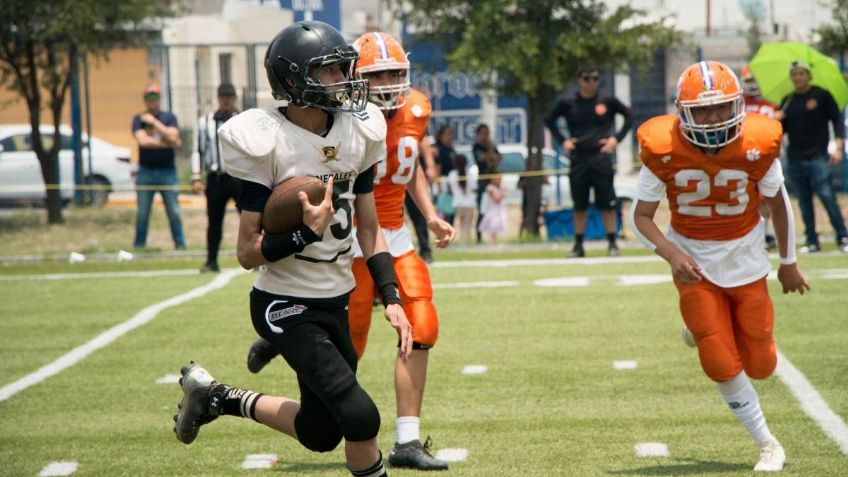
[191,83,241,273]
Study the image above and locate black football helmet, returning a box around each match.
[264,21,368,113]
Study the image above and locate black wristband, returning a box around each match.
[366,252,402,306]
[260,225,321,262]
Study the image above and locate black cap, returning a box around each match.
[217,83,236,97]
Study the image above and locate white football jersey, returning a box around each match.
[220,103,387,298]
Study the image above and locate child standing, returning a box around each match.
[478,174,506,242]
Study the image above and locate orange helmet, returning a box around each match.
[739,63,761,97]
[676,61,745,148]
[352,32,410,110]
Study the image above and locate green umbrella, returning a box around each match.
[748,42,848,109]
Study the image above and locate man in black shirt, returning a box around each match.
[545,65,633,257]
[780,60,847,253]
[191,83,241,273]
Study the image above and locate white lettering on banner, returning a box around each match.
[292,0,324,11]
[412,72,480,101]
[430,108,527,145]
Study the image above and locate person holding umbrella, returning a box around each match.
[779,60,848,253]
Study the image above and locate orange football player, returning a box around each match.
[631,61,809,472]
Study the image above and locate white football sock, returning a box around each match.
[716,371,775,446]
[396,416,420,444]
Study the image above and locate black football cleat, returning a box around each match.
[173,362,226,444]
[569,244,585,258]
[247,338,277,374]
[607,243,620,257]
[388,437,449,471]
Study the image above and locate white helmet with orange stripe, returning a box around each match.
[676,61,745,149]
[352,31,410,111]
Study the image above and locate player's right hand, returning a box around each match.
[301,176,335,236]
[385,303,413,359]
[669,250,701,284]
[427,216,455,248]
[777,263,810,295]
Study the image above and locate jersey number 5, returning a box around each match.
[374,136,418,185]
[675,169,749,217]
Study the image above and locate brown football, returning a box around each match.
[262,176,326,234]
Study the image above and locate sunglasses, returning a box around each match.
[580,75,600,82]
[144,93,160,101]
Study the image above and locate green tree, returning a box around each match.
[392,0,682,235]
[0,0,179,224]
[739,0,766,57]
[816,0,848,57]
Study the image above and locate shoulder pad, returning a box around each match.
[217,108,281,158]
[352,102,387,142]
[637,115,677,163]
[407,89,432,120]
[740,114,783,160]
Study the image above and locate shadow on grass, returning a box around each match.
[607,457,749,475]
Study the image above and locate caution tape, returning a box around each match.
[0,166,574,193]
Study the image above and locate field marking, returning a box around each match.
[775,351,848,455]
[534,277,590,287]
[38,461,78,476]
[462,365,488,375]
[432,256,663,268]
[0,269,244,403]
[0,269,206,281]
[434,281,518,289]
[634,442,669,457]
[435,448,468,462]
[613,360,638,370]
[156,374,181,384]
[618,275,671,286]
[240,454,277,469]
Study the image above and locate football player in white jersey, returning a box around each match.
[173,21,411,477]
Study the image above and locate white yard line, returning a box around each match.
[0,269,244,402]
[38,461,78,476]
[775,351,848,455]
[434,281,518,289]
[432,256,663,268]
[0,269,212,281]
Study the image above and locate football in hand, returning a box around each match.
[262,176,326,234]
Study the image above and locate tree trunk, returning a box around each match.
[41,150,64,224]
[520,95,547,237]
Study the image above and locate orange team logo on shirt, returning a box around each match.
[595,103,607,116]
[806,98,817,110]
[637,114,782,241]
[372,88,432,229]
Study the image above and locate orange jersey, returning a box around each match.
[372,88,432,229]
[638,114,782,241]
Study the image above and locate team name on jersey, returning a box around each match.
[314,170,356,183]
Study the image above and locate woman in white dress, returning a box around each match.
[447,154,478,245]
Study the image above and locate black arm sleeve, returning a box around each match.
[544,99,569,145]
[237,179,272,212]
[366,252,402,306]
[260,225,321,262]
[353,166,375,194]
[612,97,634,143]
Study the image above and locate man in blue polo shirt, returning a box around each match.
[131,82,186,249]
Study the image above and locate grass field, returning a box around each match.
[1,252,847,476]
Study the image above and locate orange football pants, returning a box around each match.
[349,250,439,359]
[676,277,776,382]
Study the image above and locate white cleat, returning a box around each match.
[681,326,696,348]
[754,439,785,472]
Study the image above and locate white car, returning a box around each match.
[454,143,639,208]
[0,124,133,207]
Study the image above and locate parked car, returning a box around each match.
[454,143,639,209]
[0,124,132,207]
